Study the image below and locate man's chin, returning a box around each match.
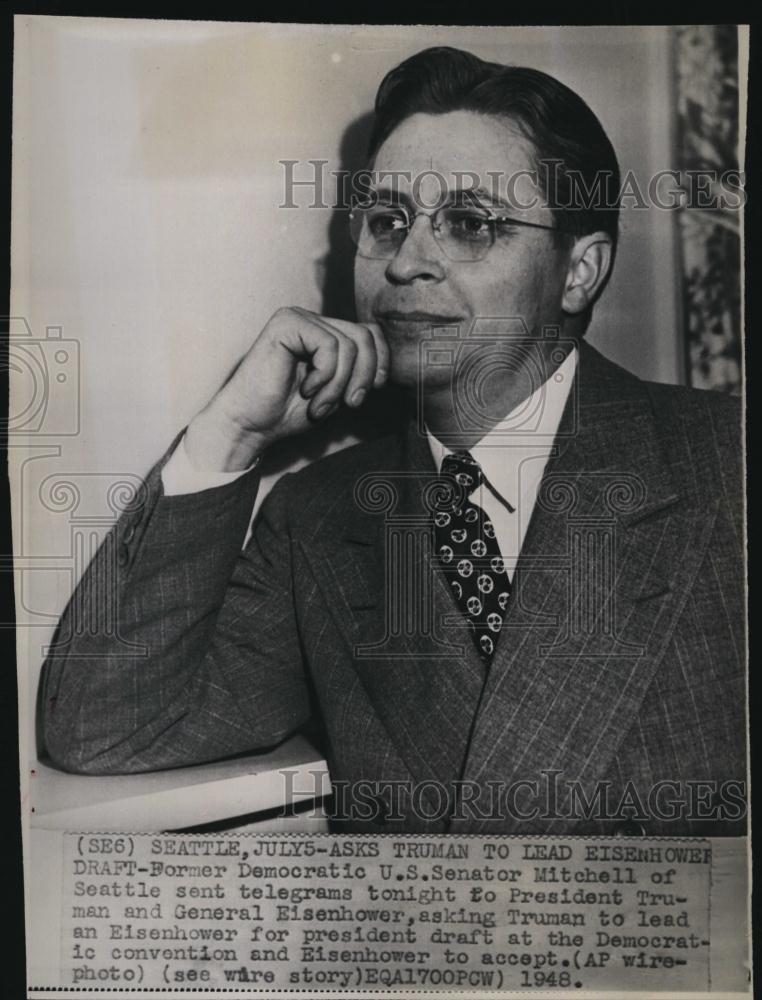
[388,352,454,391]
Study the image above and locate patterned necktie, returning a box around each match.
[433,451,512,662]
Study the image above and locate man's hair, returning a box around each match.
[368,46,621,261]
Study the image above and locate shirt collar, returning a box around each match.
[427,346,578,499]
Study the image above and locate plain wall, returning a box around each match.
[11,20,684,762]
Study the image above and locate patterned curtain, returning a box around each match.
[674,25,743,393]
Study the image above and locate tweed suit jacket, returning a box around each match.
[41,342,746,835]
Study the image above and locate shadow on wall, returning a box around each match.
[260,110,409,480]
[320,110,374,322]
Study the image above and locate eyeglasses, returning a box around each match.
[348,202,560,262]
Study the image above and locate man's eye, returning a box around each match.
[367,210,408,237]
[444,210,492,239]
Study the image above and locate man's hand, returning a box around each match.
[184,308,390,471]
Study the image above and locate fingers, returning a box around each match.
[366,322,390,388]
[219,307,391,448]
[311,316,389,399]
[306,326,359,420]
[324,319,377,408]
[285,316,340,402]
[280,309,389,422]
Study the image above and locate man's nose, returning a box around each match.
[384,215,447,284]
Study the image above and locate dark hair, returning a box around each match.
[368,47,621,257]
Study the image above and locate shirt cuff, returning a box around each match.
[161,433,260,496]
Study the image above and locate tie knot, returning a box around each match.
[440,451,483,494]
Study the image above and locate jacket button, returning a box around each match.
[117,542,129,567]
[615,819,646,837]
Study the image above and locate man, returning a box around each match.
[40,47,745,835]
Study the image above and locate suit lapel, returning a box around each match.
[453,344,718,832]
[305,422,486,798]
[303,344,716,827]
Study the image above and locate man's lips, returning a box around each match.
[375,310,465,325]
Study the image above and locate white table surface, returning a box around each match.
[29,735,331,832]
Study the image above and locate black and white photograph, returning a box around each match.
[9,17,748,996]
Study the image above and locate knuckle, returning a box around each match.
[372,331,389,358]
[356,323,373,345]
[322,334,339,357]
[342,337,359,360]
[359,328,377,357]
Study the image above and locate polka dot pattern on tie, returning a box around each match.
[433,451,512,662]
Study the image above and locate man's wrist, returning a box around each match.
[162,432,260,496]
[184,404,269,472]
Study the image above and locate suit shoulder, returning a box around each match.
[642,379,742,444]
[584,341,743,498]
[643,377,740,414]
[640,381,743,511]
[582,342,741,439]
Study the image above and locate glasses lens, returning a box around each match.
[347,203,497,261]
[349,205,409,259]
[436,207,494,261]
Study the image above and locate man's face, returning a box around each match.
[353,110,574,388]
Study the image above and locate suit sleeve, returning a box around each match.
[40,439,311,774]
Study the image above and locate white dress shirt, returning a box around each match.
[162,435,261,495]
[426,348,577,582]
[163,349,578,581]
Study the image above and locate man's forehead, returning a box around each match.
[370,110,541,207]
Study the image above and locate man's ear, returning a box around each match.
[561,232,613,315]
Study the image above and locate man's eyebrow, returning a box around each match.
[368,184,516,209]
[369,185,411,205]
[459,186,521,213]
[366,183,532,215]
